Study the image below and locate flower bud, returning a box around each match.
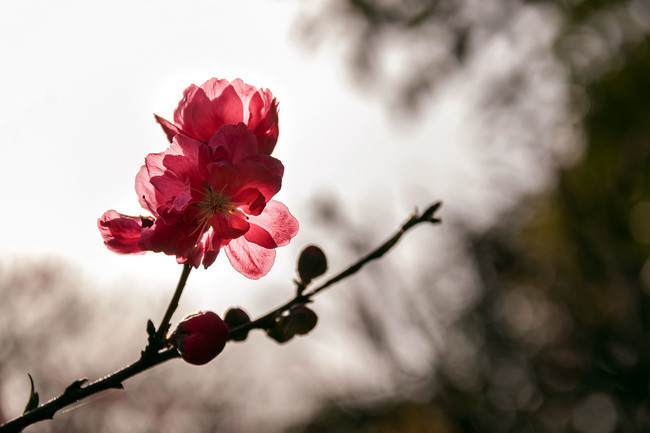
[266,305,318,344]
[266,317,295,344]
[297,245,327,285]
[173,311,229,365]
[224,307,251,342]
[286,304,318,335]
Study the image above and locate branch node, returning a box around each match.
[64,379,88,394]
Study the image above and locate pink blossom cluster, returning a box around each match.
[99,78,298,279]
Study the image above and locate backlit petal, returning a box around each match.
[200,78,234,99]
[98,210,147,254]
[208,123,259,162]
[247,200,299,247]
[243,223,277,249]
[248,91,279,155]
[188,88,221,141]
[135,164,161,217]
[236,160,282,201]
[225,237,276,280]
[208,213,250,240]
[154,114,182,143]
[209,85,244,131]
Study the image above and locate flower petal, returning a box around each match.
[154,114,182,143]
[136,164,162,217]
[231,188,267,216]
[188,88,222,141]
[208,212,250,240]
[243,223,277,249]
[246,200,299,247]
[173,84,201,136]
[229,78,259,114]
[201,230,224,268]
[204,162,242,194]
[248,91,279,155]
[139,220,185,256]
[201,78,235,99]
[149,172,190,202]
[225,236,276,279]
[235,160,282,201]
[248,153,284,178]
[98,210,148,254]
[208,123,259,163]
[209,85,244,131]
[168,133,202,160]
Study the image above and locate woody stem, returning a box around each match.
[154,263,192,347]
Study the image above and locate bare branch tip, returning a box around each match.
[421,201,442,222]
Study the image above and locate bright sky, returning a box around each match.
[0,1,571,308]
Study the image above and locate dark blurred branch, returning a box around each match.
[229,201,442,339]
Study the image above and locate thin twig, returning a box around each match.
[0,349,180,433]
[306,201,441,297]
[229,202,442,339]
[152,263,192,348]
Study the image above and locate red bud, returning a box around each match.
[173,311,229,365]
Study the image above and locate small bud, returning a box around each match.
[297,245,327,285]
[286,304,318,335]
[266,305,318,344]
[172,311,229,365]
[146,319,156,337]
[224,307,251,342]
[266,316,295,344]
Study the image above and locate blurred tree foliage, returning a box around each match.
[298,0,649,108]
[290,1,650,432]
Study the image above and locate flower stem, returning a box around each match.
[153,263,192,348]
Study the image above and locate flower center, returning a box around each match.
[198,185,235,218]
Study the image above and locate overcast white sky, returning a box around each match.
[0,0,572,311]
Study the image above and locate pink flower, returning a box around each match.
[155,78,279,155]
[173,311,230,366]
[98,123,299,279]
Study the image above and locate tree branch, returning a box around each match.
[0,202,441,431]
[0,349,180,433]
[0,263,193,433]
[228,201,442,339]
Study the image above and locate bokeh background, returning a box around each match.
[1,0,650,431]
